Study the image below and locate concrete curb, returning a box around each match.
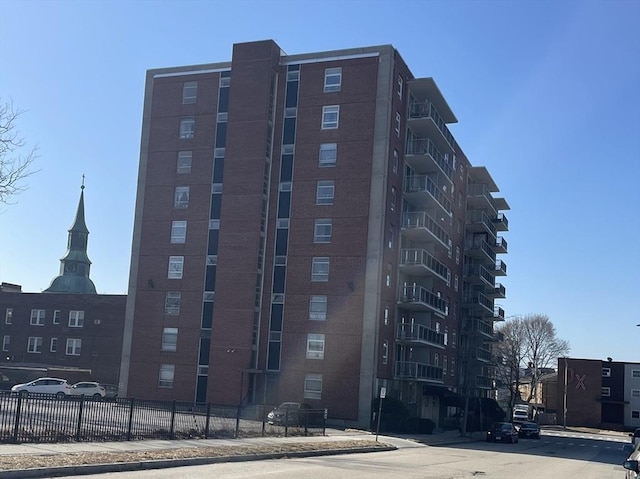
[0,445,397,479]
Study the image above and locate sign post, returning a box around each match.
[375,387,386,442]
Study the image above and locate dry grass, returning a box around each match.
[0,439,384,471]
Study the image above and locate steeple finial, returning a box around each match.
[81,174,85,190]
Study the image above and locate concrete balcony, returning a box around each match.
[494,236,508,254]
[398,283,449,317]
[395,360,444,382]
[465,238,496,263]
[494,306,505,321]
[408,101,455,152]
[475,375,493,389]
[402,211,451,251]
[476,347,493,363]
[399,249,450,283]
[467,184,498,214]
[466,210,497,239]
[463,291,494,316]
[494,260,507,276]
[405,138,453,184]
[396,322,445,348]
[490,283,506,299]
[462,319,495,341]
[464,264,495,287]
[493,212,509,231]
[404,175,452,217]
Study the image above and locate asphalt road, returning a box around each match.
[48,430,631,479]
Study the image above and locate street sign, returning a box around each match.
[380,387,386,398]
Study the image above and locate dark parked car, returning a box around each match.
[517,421,540,439]
[486,422,519,443]
[267,402,323,426]
[100,384,119,399]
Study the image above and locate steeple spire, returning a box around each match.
[44,178,97,294]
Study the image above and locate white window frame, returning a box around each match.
[168,256,184,279]
[451,357,456,376]
[324,68,342,92]
[601,387,611,397]
[602,367,611,377]
[397,75,403,98]
[388,225,394,249]
[179,117,195,139]
[309,295,327,321]
[27,336,42,354]
[30,309,45,326]
[171,221,187,244]
[390,187,396,211]
[161,328,178,352]
[50,337,57,353]
[159,364,175,388]
[633,410,640,419]
[319,143,337,167]
[182,81,197,104]
[53,310,60,324]
[68,310,84,328]
[311,257,329,282]
[174,186,190,208]
[455,246,460,265]
[316,180,335,205]
[66,338,81,356]
[384,307,389,326]
[304,373,323,400]
[306,333,325,359]
[2,335,9,352]
[314,219,332,243]
[177,151,192,174]
[321,105,339,129]
[382,340,388,365]
[631,389,640,398]
[165,291,181,315]
[395,112,401,136]
[443,355,448,375]
[392,149,398,174]
[633,370,640,379]
[4,308,12,324]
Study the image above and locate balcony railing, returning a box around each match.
[395,361,444,382]
[405,138,453,181]
[466,184,498,213]
[402,211,451,250]
[475,375,493,389]
[494,260,507,276]
[495,236,508,254]
[404,175,452,215]
[400,249,450,283]
[463,291,494,315]
[463,319,495,339]
[492,283,506,298]
[408,101,455,149]
[399,283,449,316]
[493,212,509,231]
[396,322,445,347]
[494,306,505,320]
[464,264,495,286]
[466,210,497,238]
[476,348,492,362]
[465,238,496,263]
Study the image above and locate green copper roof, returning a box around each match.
[44,182,97,294]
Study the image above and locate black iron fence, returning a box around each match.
[0,393,327,444]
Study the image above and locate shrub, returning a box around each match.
[371,396,410,433]
[404,417,435,434]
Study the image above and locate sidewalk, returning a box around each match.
[0,428,478,478]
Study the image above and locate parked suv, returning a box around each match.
[11,377,71,398]
[69,382,105,399]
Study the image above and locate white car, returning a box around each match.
[69,382,106,399]
[11,377,71,398]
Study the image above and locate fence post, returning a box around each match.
[235,404,240,439]
[284,408,289,437]
[169,400,176,440]
[75,396,85,441]
[12,395,23,444]
[204,403,211,439]
[323,408,327,436]
[127,398,135,441]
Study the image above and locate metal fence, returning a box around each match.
[0,394,326,444]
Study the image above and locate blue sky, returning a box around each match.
[1,0,638,362]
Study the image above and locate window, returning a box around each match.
[451,357,456,376]
[397,75,403,98]
[159,364,175,388]
[179,117,195,139]
[311,257,329,282]
[453,330,457,348]
[162,328,178,352]
[66,338,81,356]
[171,221,187,244]
[455,246,460,265]
[53,310,60,324]
[321,105,339,129]
[392,149,398,174]
[324,68,342,92]
[384,307,389,326]
[386,263,391,287]
[382,340,388,365]
[309,295,327,320]
[601,387,611,397]
[304,373,323,399]
[30,309,45,326]
[631,389,640,398]
[168,256,184,279]
[50,338,57,353]
[4,308,12,324]
[454,274,459,292]
[316,180,335,205]
[2,335,9,352]
[177,151,192,174]
[306,334,325,359]
[443,356,448,375]
[395,112,401,136]
[174,186,190,208]
[182,81,197,104]
[633,411,640,419]
[319,143,337,167]
[27,337,42,353]
[388,225,395,249]
[314,219,332,243]
[434,352,439,367]
[390,187,396,211]
[602,367,611,377]
[165,292,181,315]
[69,310,84,327]
[633,370,640,379]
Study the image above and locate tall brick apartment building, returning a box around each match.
[121,40,509,427]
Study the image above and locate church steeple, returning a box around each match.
[44,178,97,294]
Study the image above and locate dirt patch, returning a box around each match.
[0,439,386,471]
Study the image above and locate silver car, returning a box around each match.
[11,377,71,399]
[69,382,106,399]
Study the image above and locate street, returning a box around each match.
[47,429,630,479]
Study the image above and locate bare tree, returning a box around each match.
[495,314,569,418]
[0,99,39,204]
